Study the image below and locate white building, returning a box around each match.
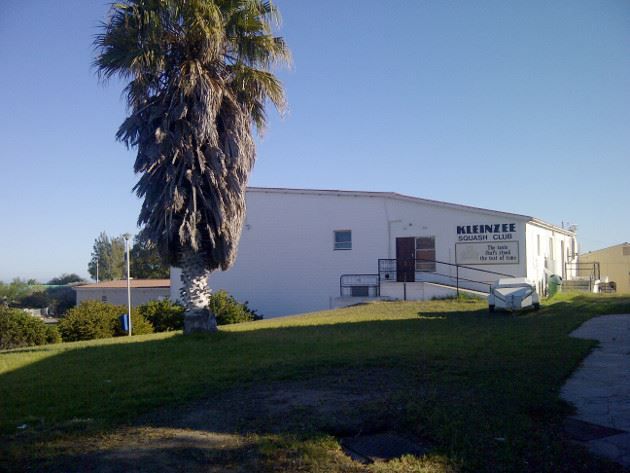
[75,279,170,308]
[171,187,577,317]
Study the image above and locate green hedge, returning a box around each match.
[134,293,262,333]
[54,293,260,343]
[0,307,60,350]
[58,301,153,342]
[45,324,62,344]
[209,290,262,325]
[137,299,184,332]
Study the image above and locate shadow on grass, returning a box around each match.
[2,297,629,472]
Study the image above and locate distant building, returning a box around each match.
[74,279,170,308]
[579,243,630,293]
[170,187,578,317]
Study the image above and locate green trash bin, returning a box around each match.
[548,274,562,297]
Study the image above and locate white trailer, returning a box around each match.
[488,278,540,312]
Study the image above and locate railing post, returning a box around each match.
[456,265,460,297]
[403,271,407,301]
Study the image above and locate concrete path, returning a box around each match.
[561,314,630,468]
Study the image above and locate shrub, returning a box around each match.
[18,291,50,308]
[58,301,153,342]
[209,290,263,325]
[113,309,154,337]
[45,324,61,344]
[137,299,184,332]
[46,286,77,316]
[0,307,49,350]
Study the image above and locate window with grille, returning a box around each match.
[415,237,436,272]
[334,230,352,250]
[351,286,369,297]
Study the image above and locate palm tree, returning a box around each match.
[94,0,289,333]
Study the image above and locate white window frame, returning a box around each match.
[334,230,352,250]
[415,236,436,272]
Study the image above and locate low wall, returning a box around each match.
[380,282,487,301]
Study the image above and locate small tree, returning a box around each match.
[18,291,50,309]
[88,232,126,281]
[0,278,41,307]
[46,286,77,316]
[130,235,170,279]
[47,274,84,285]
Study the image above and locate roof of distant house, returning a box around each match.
[73,279,170,290]
[581,242,630,255]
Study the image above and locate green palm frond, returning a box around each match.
[94,0,289,269]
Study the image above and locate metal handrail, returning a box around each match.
[338,259,515,299]
[565,262,600,281]
[340,274,379,284]
[380,269,493,294]
[420,271,493,292]
[378,257,515,298]
[378,258,515,278]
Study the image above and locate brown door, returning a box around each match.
[396,237,415,282]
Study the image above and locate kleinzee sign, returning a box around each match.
[457,223,517,241]
[455,222,519,265]
[456,241,519,265]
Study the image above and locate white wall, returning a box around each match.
[381,197,528,286]
[76,287,169,308]
[379,281,472,301]
[173,190,390,316]
[525,222,577,294]
[171,189,551,317]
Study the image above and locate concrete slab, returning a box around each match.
[561,314,630,468]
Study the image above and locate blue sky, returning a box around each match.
[0,0,628,282]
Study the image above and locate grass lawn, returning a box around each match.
[2,293,630,472]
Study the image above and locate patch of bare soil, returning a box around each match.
[11,369,421,472]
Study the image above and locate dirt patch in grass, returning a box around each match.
[34,427,257,473]
[8,369,433,473]
[138,368,409,433]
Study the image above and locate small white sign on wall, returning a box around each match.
[456,241,520,265]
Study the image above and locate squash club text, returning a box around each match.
[457,223,517,242]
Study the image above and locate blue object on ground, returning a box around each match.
[119,314,129,332]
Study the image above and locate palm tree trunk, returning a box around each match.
[180,248,217,334]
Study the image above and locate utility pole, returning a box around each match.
[124,234,132,336]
